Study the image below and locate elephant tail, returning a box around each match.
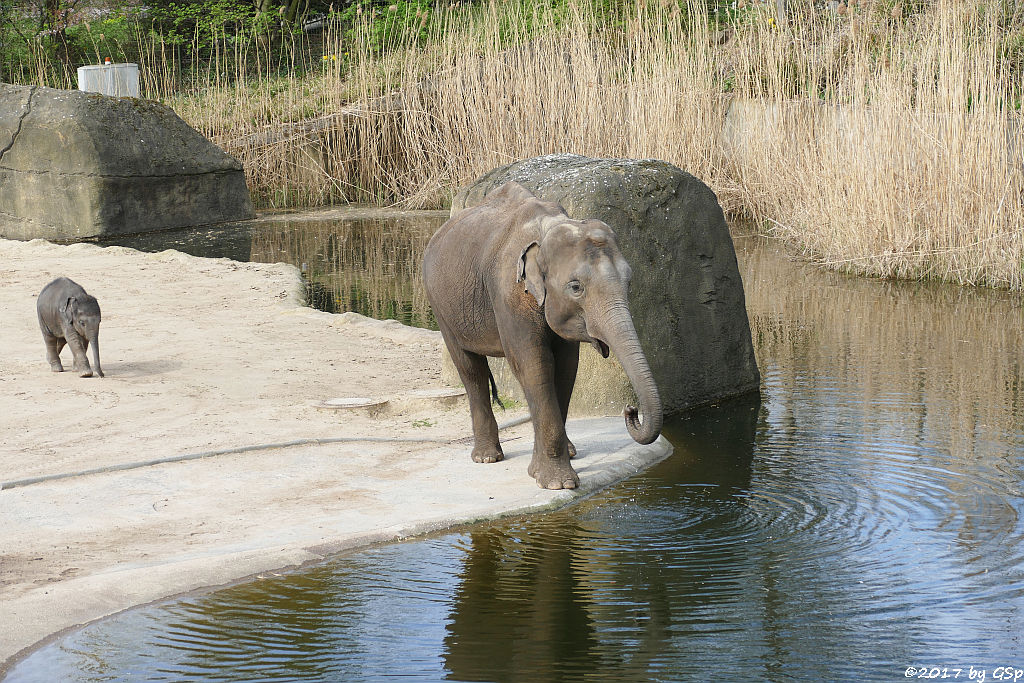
[488,368,504,411]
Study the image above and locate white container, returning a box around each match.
[77,63,140,97]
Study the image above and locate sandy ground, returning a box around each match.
[0,238,671,671]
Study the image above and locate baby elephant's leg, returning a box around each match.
[66,332,92,377]
[43,333,65,372]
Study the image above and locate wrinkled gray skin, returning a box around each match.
[36,277,104,378]
[423,182,662,490]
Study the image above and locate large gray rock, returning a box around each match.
[0,84,253,240]
[451,154,760,416]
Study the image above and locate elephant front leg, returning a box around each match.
[553,338,580,459]
[509,349,579,490]
[65,330,93,378]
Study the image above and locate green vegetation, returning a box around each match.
[6,0,1024,290]
[496,394,522,410]
[337,0,436,53]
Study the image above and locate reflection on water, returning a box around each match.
[442,398,763,682]
[10,229,1024,682]
[96,211,446,329]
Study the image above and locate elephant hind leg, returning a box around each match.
[441,327,504,464]
[43,334,65,372]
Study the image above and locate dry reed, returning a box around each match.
[12,0,1024,290]
[728,1,1024,289]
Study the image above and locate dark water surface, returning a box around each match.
[93,210,445,328]
[8,219,1024,682]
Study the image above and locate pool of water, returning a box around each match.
[94,209,447,328]
[8,222,1024,681]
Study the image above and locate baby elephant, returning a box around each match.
[37,277,104,378]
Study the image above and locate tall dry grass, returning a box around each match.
[14,0,1024,290]
[337,0,728,207]
[202,0,1024,289]
[727,1,1024,289]
[136,1,727,208]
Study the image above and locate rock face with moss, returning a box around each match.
[451,154,760,416]
[0,84,253,240]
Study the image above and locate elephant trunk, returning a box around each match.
[89,331,103,378]
[600,304,662,445]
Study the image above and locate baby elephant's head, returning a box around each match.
[60,294,104,378]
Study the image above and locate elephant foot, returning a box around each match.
[49,362,64,373]
[471,443,504,464]
[528,454,579,490]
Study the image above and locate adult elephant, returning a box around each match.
[424,182,662,489]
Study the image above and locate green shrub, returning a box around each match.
[337,0,435,53]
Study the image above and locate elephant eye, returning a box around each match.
[566,280,583,296]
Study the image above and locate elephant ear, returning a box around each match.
[516,241,546,307]
[59,297,76,324]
